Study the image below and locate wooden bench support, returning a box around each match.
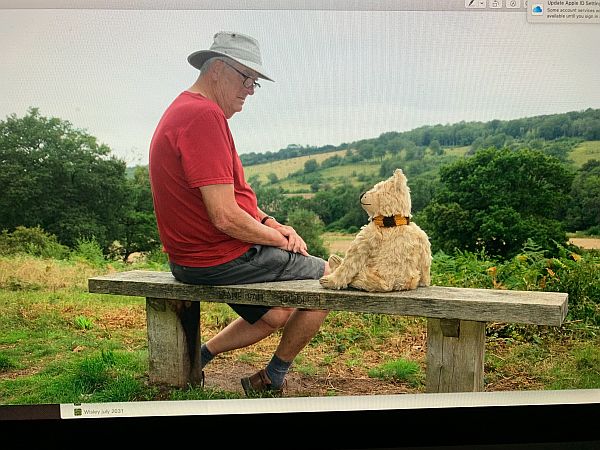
[146,297,202,387]
[89,270,568,393]
[426,318,485,393]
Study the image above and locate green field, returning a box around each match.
[243,149,348,183]
[444,145,471,157]
[244,141,600,193]
[570,140,600,167]
[276,162,382,192]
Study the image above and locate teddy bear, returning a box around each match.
[319,168,432,292]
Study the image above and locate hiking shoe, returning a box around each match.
[241,369,285,397]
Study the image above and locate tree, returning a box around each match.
[115,166,160,261]
[0,108,130,250]
[304,158,318,173]
[309,183,367,230]
[357,143,374,161]
[419,147,574,259]
[429,139,443,156]
[253,184,288,221]
[567,159,600,233]
[286,208,329,259]
[373,144,387,161]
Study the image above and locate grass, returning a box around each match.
[1,248,599,405]
[243,149,348,184]
[322,232,357,256]
[368,358,424,387]
[570,140,600,167]
[319,162,381,180]
[444,146,471,157]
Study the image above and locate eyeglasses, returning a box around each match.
[222,60,261,90]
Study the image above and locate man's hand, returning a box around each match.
[274,224,309,256]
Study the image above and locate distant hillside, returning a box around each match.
[245,138,599,195]
[240,107,600,167]
[130,109,600,190]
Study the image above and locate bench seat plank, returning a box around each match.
[89,270,568,326]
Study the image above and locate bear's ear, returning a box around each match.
[393,168,406,188]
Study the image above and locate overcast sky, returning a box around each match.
[2,8,599,166]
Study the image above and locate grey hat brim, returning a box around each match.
[187,50,274,82]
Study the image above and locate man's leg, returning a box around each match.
[274,308,329,362]
[240,308,329,394]
[241,262,332,394]
[202,307,293,365]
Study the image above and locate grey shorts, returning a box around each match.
[169,245,326,324]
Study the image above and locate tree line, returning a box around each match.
[1,107,598,263]
[0,108,157,261]
[241,108,600,166]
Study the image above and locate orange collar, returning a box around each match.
[372,215,410,227]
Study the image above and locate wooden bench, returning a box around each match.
[88,270,568,393]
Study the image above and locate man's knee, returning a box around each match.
[260,307,294,330]
[301,308,329,322]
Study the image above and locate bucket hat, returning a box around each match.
[187,31,274,82]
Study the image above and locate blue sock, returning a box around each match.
[200,344,214,370]
[265,354,292,389]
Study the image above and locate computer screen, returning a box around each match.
[1,1,599,447]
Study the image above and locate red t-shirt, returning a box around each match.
[149,91,258,267]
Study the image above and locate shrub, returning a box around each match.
[544,249,600,326]
[145,247,169,267]
[0,226,70,259]
[71,238,106,266]
[432,243,600,326]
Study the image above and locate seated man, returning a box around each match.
[148,31,331,396]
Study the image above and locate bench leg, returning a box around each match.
[425,318,485,393]
[145,297,202,388]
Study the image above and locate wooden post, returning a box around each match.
[145,297,202,387]
[425,318,485,393]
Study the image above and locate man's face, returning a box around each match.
[215,60,259,119]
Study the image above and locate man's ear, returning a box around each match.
[209,59,224,80]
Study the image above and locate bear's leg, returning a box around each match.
[404,275,420,290]
[350,269,392,292]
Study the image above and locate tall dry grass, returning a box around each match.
[0,255,108,291]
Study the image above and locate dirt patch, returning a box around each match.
[202,358,418,397]
[199,330,531,398]
[201,357,531,398]
[323,232,355,255]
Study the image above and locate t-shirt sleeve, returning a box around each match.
[178,109,234,188]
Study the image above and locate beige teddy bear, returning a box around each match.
[319,168,432,292]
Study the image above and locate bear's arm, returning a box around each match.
[418,233,432,287]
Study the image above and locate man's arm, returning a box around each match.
[200,184,307,255]
[256,207,309,256]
